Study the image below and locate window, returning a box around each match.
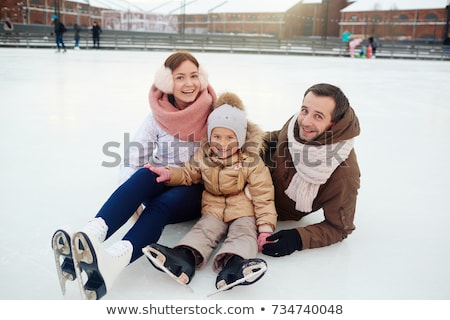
[371,14,382,22]
[425,13,438,20]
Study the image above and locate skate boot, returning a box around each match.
[52,218,108,296]
[211,256,267,295]
[51,227,76,295]
[142,244,195,288]
[72,229,132,300]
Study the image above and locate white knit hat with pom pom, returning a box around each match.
[207,104,247,149]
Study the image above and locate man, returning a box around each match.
[51,14,66,53]
[368,36,378,57]
[91,21,102,48]
[261,83,360,257]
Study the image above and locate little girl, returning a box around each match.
[143,92,277,293]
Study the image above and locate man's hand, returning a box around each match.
[262,229,303,257]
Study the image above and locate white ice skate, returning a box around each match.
[51,227,75,295]
[72,232,132,300]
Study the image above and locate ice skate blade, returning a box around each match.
[72,232,106,300]
[142,246,193,292]
[207,263,268,297]
[51,229,75,295]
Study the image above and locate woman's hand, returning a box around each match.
[144,164,171,183]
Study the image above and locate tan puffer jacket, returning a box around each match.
[166,92,277,233]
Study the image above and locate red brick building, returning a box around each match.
[285,0,348,38]
[340,0,450,41]
[163,0,349,39]
[1,0,349,39]
[1,0,100,28]
[2,0,449,41]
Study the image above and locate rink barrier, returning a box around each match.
[1,26,449,61]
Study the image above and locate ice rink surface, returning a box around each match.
[1,47,449,307]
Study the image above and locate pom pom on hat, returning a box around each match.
[154,65,208,94]
[207,104,247,149]
[51,14,58,19]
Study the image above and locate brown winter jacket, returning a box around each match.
[165,93,278,233]
[262,106,360,249]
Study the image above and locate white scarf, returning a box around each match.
[285,113,354,212]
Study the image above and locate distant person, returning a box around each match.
[348,38,362,58]
[3,17,13,42]
[3,17,13,32]
[368,36,378,58]
[444,34,450,56]
[358,43,366,58]
[143,92,277,293]
[51,14,67,53]
[74,23,81,49]
[444,33,450,46]
[261,83,361,258]
[91,21,102,48]
[342,30,352,50]
[366,42,373,58]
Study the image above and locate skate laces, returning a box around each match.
[82,218,108,242]
[106,240,133,258]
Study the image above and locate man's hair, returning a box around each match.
[303,83,350,122]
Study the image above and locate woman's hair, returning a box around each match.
[303,83,350,122]
[164,51,200,71]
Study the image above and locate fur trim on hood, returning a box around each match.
[210,92,265,155]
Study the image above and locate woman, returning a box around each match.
[51,51,216,300]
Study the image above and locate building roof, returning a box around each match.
[71,0,144,11]
[70,0,450,14]
[171,0,300,14]
[78,0,303,14]
[341,0,450,12]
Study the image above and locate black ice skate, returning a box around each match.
[208,257,267,297]
[51,228,76,295]
[142,243,195,291]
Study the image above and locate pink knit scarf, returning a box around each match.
[148,84,216,142]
